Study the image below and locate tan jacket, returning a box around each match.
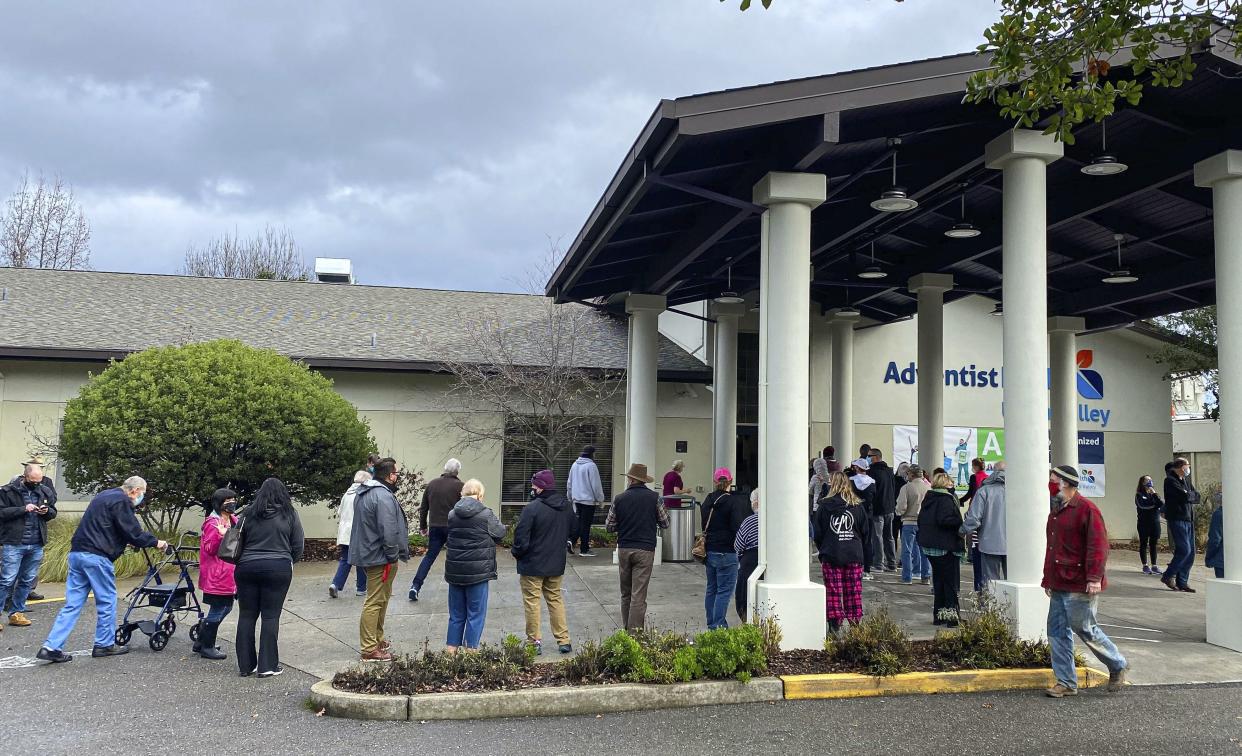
[895,478,931,525]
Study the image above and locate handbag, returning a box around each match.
[692,503,715,562]
[218,512,247,565]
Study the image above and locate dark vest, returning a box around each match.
[613,484,660,551]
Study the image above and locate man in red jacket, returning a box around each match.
[1042,465,1129,698]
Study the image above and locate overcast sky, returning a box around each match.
[0,0,1000,292]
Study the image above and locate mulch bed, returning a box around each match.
[302,538,427,562]
[335,662,615,695]
[764,642,1034,676]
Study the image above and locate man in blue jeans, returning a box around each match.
[701,468,748,630]
[1161,457,1199,592]
[0,459,59,628]
[409,459,464,601]
[38,476,167,663]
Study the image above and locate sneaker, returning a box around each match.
[861,573,874,581]
[9,612,32,627]
[1150,565,1162,573]
[579,550,596,557]
[1107,668,1128,692]
[920,577,931,585]
[530,640,542,656]
[328,584,339,599]
[1045,683,1078,698]
[1141,566,1151,575]
[36,647,72,663]
[257,667,284,678]
[566,540,575,554]
[361,649,394,662]
[91,644,130,658]
[408,587,419,602]
[27,591,45,601]
[239,666,257,677]
[900,579,913,585]
[356,590,367,596]
[558,643,573,654]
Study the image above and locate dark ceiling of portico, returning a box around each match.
[547,38,1242,331]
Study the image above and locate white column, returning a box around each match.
[711,302,746,475]
[752,171,826,650]
[1048,317,1085,469]
[625,293,666,566]
[1195,150,1242,652]
[909,274,954,476]
[985,130,1063,640]
[828,310,859,462]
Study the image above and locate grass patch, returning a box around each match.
[38,516,186,582]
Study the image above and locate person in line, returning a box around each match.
[1205,500,1225,580]
[606,463,669,630]
[918,471,964,627]
[1044,465,1129,697]
[734,489,760,623]
[662,459,691,503]
[351,457,409,662]
[850,458,877,580]
[408,458,464,601]
[824,446,842,474]
[233,477,303,678]
[813,472,869,635]
[5,457,54,606]
[37,476,166,663]
[511,469,575,655]
[959,458,988,592]
[867,448,899,573]
[895,465,931,585]
[809,457,831,516]
[195,488,238,660]
[329,470,370,599]
[567,445,605,557]
[961,462,1008,592]
[893,461,910,549]
[701,468,750,630]
[0,458,58,628]
[443,479,506,652]
[1134,474,1164,575]
[1161,457,1199,592]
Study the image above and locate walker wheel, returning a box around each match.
[161,618,176,635]
[189,622,201,643]
[115,627,132,646]
[149,631,170,652]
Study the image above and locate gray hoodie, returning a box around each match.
[566,456,604,506]
[960,469,1006,555]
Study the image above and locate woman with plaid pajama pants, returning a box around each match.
[813,472,871,634]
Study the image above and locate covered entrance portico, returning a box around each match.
[547,37,1242,651]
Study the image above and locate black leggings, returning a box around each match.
[234,559,292,675]
[929,553,960,624]
[1138,517,1161,566]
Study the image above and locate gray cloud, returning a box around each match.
[0,0,999,290]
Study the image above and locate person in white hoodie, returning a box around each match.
[566,446,605,557]
[329,470,372,598]
[850,458,878,580]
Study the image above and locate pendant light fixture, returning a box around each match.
[1101,233,1138,284]
[870,142,919,212]
[944,191,982,239]
[857,241,888,279]
[714,258,745,304]
[1081,118,1129,176]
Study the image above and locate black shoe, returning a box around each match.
[1178,585,1197,593]
[36,647,72,663]
[566,540,575,554]
[239,666,257,677]
[199,646,227,660]
[559,643,573,654]
[579,550,596,557]
[257,667,284,678]
[92,644,130,658]
[408,587,419,602]
[192,643,201,653]
[27,591,45,601]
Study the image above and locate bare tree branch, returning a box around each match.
[180,224,311,280]
[1,171,92,270]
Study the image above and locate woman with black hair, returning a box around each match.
[196,488,238,660]
[1135,474,1164,575]
[233,477,304,678]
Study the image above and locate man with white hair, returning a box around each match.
[408,458,464,602]
[37,476,167,663]
[0,457,59,628]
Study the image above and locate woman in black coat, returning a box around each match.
[1134,475,1163,575]
[444,480,507,652]
[917,471,965,627]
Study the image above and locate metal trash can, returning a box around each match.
[661,496,698,563]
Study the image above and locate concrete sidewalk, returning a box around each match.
[10,547,1241,685]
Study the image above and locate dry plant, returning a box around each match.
[1,172,91,270]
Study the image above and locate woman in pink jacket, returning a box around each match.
[197,488,238,660]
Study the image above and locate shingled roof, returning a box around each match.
[0,268,708,379]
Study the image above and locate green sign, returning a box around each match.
[979,427,1004,472]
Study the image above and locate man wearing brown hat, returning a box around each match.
[0,457,58,627]
[605,463,669,630]
[511,469,576,655]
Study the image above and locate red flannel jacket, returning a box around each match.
[1041,493,1110,593]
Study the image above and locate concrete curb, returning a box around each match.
[782,667,1108,700]
[309,679,409,721]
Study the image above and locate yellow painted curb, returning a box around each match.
[782,667,1105,700]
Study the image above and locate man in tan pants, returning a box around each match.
[606,463,669,630]
[511,469,576,655]
[349,458,410,661]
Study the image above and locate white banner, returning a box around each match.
[893,425,978,493]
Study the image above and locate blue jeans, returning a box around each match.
[410,527,448,593]
[1163,520,1195,587]
[0,544,45,614]
[900,524,930,582]
[704,551,739,629]
[331,544,367,593]
[204,600,234,624]
[1047,590,1127,689]
[446,581,489,648]
[45,551,117,650]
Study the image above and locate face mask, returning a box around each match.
[223,501,237,513]
[367,466,375,473]
[25,480,39,489]
[134,493,145,507]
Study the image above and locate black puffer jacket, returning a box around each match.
[813,495,870,567]
[511,488,576,577]
[0,479,58,545]
[444,497,507,586]
[917,489,965,553]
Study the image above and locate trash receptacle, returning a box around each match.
[661,496,697,563]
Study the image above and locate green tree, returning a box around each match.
[723,1,1241,142]
[1150,306,1218,419]
[57,340,374,531]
